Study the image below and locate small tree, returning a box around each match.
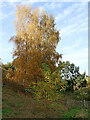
[30,63,66,102]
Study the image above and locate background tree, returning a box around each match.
[10,5,62,87]
[57,61,87,92]
[2,62,13,80]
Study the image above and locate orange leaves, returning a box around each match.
[9,5,62,88]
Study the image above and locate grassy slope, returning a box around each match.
[2,83,89,118]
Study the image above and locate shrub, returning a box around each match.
[31,63,66,102]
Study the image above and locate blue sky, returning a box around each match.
[0,0,88,75]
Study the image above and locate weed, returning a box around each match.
[2,107,11,115]
[64,107,81,118]
[2,100,8,104]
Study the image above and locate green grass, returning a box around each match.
[2,100,8,104]
[64,107,81,118]
[2,107,11,115]
[16,102,23,106]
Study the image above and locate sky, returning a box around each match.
[0,0,88,75]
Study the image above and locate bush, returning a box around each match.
[30,63,67,101]
[74,87,88,101]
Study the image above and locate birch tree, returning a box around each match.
[10,5,61,87]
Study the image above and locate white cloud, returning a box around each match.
[0,10,15,23]
[55,2,88,30]
[0,11,8,22]
[1,0,89,2]
[60,21,87,36]
[39,2,62,13]
[62,47,88,74]
[0,2,16,23]
[63,39,83,51]
[1,0,21,2]
[0,45,13,64]
[56,5,88,36]
[55,3,81,23]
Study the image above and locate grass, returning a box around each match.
[2,83,89,118]
[2,107,11,115]
[64,107,86,118]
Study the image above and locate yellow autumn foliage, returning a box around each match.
[9,4,62,87]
